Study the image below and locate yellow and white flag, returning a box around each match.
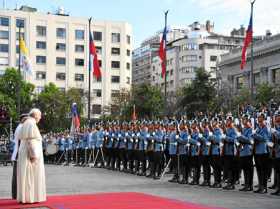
[19,37,32,75]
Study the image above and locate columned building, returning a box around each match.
[0,6,132,118]
[218,33,280,95]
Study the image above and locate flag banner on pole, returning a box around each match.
[158,26,167,78]
[240,11,253,70]
[132,104,137,121]
[19,37,32,75]
[70,103,80,135]
[89,22,101,79]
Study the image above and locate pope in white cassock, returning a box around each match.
[17,108,46,203]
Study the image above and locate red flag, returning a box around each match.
[241,12,253,70]
[89,23,101,78]
[158,27,167,78]
[132,104,137,121]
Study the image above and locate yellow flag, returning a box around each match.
[19,37,32,75]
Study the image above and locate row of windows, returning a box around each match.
[0,17,131,43]
[180,55,198,62]
[35,71,123,83]
[180,66,197,74]
[179,43,199,51]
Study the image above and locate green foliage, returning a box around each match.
[179,68,216,116]
[233,87,251,106]
[255,83,274,105]
[0,68,34,118]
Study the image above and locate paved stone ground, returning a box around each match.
[0,165,279,209]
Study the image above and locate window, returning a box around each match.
[0,44,8,53]
[253,73,260,86]
[75,59,84,66]
[112,33,120,43]
[94,89,102,97]
[36,26,46,36]
[127,49,130,56]
[93,31,102,41]
[56,43,66,51]
[75,29,84,40]
[96,46,102,54]
[0,17,9,26]
[0,57,8,66]
[0,31,9,39]
[272,68,280,84]
[56,72,66,81]
[36,71,46,80]
[181,55,197,62]
[16,32,24,40]
[56,57,66,65]
[56,28,66,38]
[36,41,46,49]
[92,104,101,114]
[236,76,244,89]
[75,73,84,81]
[126,77,130,84]
[111,76,120,83]
[126,62,130,70]
[75,45,84,52]
[111,61,120,68]
[16,19,24,28]
[126,35,131,44]
[36,56,46,64]
[111,90,120,98]
[111,47,120,55]
[210,56,217,62]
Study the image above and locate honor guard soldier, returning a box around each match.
[152,121,164,179]
[176,121,189,184]
[271,111,280,195]
[146,122,155,178]
[199,118,211,186]
[168,121,179,183]
[223,115,238,190]
[126,123,135,173]
[252,112,271,193]
[138,123,149,176]
[209,118,223,188]
[119,123,128,171]
[237,114,254,191]
[189,120,201,185]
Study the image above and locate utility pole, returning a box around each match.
[17,23,23,115]
[164,10,169,116]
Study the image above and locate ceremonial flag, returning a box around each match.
[158,26,167,78]
[70,103,80,134]
[89,22,101,79]
[19,37,32,75]
[132,104,137,121]
[240,11,253,70]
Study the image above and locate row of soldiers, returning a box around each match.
[43,110,280,195]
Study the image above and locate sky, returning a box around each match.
[3,0,280,48]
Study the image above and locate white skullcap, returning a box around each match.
[29,108,41,116]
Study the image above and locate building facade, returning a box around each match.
[150,24,245,96]
[0,6,132,118]
[218,33,280,95]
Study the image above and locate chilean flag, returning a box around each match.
[159,26,167,78]
[71,103,80,130]
[240,12,253,70]
[89,20,101,79]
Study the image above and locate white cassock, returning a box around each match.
[17,117,46,203]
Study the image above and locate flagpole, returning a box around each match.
[164,10,169,116]
[250,0,256,100]
[17,23,23,115]
[88,18,92,125]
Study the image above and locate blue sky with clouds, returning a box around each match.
[4,0,280,47]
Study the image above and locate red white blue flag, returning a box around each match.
[89,21,101,79]
[159,27,167,78]
[241,12,253,70]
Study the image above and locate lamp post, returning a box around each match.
[16,22,23,115]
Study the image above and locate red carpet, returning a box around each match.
[0,192,225,209]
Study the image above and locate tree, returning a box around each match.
[130,84,164,119]
[179,68,216,117]
[255,83,274,105]
[0,68,34,119]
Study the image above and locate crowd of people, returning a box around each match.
[42,106,280,196]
